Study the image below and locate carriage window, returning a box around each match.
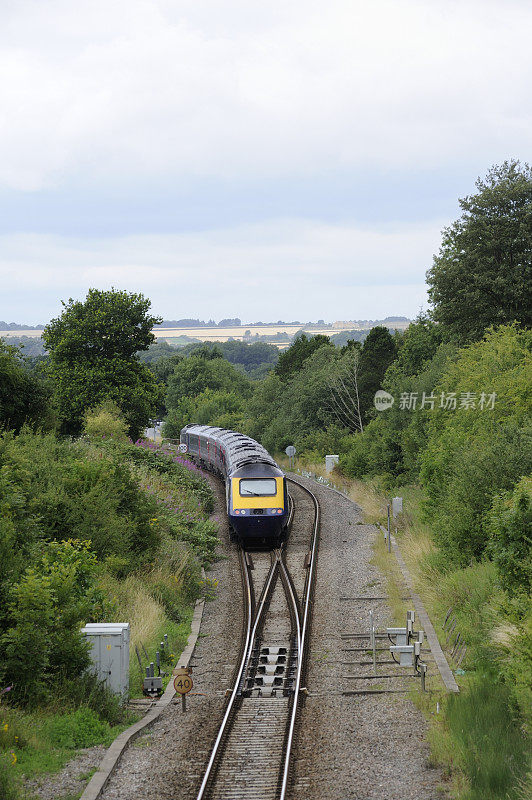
[239,478,276,496]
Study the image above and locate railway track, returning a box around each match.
[194,478,320,800]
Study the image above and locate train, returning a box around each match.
[179,424,288,547]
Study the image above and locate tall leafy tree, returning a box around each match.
[357,326,398,422]
[0,339,52,431]
[275,334,332,380]
[166,353,252,408]
[164,354,253,437]
[427,160,532,343]
[43,288,162,437]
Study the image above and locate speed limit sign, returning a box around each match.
[174,668,193,695]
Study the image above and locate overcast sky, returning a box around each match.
[1,0,530,324]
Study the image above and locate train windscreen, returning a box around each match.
[239,478,277,497]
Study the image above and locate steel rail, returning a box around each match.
[194,549,279,800]
[194,481,319,800]
[278,477,320,800]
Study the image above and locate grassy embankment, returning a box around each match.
[286,458,530,800]
[0,434,219,800]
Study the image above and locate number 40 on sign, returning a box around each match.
[174,667,193,711]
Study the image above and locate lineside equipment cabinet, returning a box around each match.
[81,622,130,698]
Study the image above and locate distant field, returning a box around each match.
[0,329,43,338]
[0,320,410,346]
[156,324,304,338]
[155,324,333,343]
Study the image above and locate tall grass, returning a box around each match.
[445,676,529,800]
[99,565,195,696]
[345,478,388,525]
[0,754,20,800]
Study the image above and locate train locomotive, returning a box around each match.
[180,424,288,547]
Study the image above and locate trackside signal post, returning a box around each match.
[285,445,296,469]
[174,666,193,712]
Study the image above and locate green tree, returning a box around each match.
[166,354,252,409]
[427,160,532,343]
[344,315,449,478]
[164,354,253,437]
[420,324,532,564]
[357,326,398,423]
[386,313,443,378]
[43,289,162,437]
[0,339,52,432]
[274,334,332,380]
[248,345,343,453]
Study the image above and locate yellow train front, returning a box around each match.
[179,424,288,547]
[229,461,287,545]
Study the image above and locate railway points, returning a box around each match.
[194,477,319,800]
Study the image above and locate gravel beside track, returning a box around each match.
[288,475,444,800]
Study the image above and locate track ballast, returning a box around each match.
[194,478,320,800]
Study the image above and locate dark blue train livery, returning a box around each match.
[180,424,288,546]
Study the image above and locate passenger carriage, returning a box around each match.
[180,424,288,546]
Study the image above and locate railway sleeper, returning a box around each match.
[244,643,292,696]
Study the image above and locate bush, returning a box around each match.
[83,400,129,442]
[54,672,129,727]
[422,422,532,565]
[0,429,216,716]
[42,707,111,749]
[420,326,532,565]
[164,516,218,565]
[489,477,532,595]
[341,420,404,479]
[1,570,57,705]
[119,439,214,513]
[0,431,161,566]
[0,540,111,705]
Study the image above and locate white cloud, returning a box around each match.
[0,218,440,320]
[0,0,531,190]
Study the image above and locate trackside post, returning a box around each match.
[174,666,193,712]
